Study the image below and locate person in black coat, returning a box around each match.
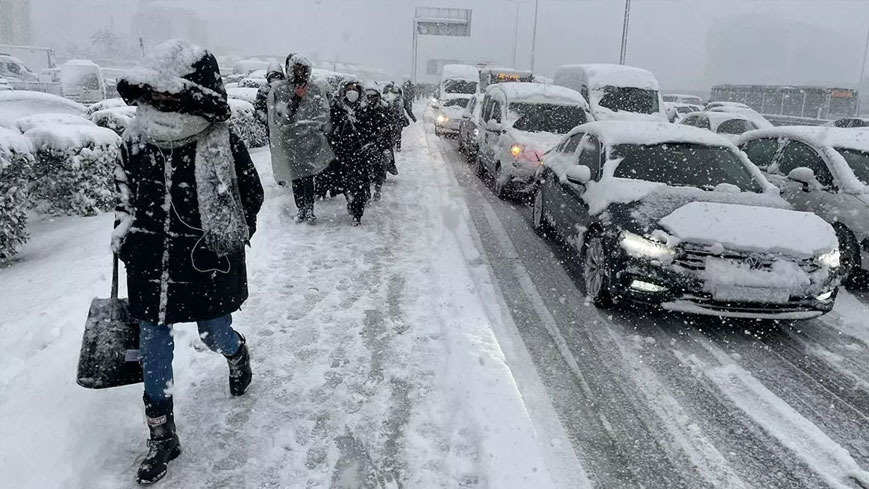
[113,40,264,485]
[254,64,286,130]
[359,83,394,201]
[329,79,375,226]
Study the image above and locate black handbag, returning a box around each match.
[76,254,144,389]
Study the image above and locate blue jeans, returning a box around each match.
[140,314,241,403]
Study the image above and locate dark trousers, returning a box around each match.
[291,175,315,213]
[345,160,371,219]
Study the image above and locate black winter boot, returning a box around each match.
[137,396,181,485]
[226,333,251,396]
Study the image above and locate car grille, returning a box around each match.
[674,245,819,273]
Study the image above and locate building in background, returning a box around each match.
[132,0,207,51]
[0,0,32,45]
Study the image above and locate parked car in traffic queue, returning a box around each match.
[532,121,843,319]
[457,94,484,161]
[679,111,760,142]
[475,82,590,198]
[738,127,869,285]
[434,96,471,137]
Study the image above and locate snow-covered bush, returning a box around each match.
[14,113,95,133]
[227,87,259,105]
[25,125,121,216]
[91,106,136,136]
[228,99,267,148]
[0,128,35,260]
[86,97,127,116]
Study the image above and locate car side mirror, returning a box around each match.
[787,167,817,191]
[565,165,591,185]
[486,119,503,133]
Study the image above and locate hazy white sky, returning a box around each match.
[27,0,869,90]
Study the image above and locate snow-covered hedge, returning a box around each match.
[0,128,35,260]
[25,125,121,216]
[91,106,136,136]
[228,99,267,148]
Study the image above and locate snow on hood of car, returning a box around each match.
[511,130,564,155]
[658,201,837,258]
[14,113,95,133]
[24,124,121,151]
[0,91,87,123]
[492,82,588,108]
[588,106,667,122]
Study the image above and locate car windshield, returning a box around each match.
[612,142,763,192]
[443,80,477,95]
[442,98,469,108]
[836,147,869,185]
[597,86,660,114]
[716,118,758,134]
[509,102,586,133]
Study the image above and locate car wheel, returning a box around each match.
[494,164,509,200]
[835,225,863,287]
[582,231,615,308]
[532,185,552,237]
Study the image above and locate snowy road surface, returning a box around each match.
[1,109,869,489]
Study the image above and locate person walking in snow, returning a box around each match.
[268,54,334,224]
[254,63,286,130]
[358,82,393,202]
[113,40,264,485]
[329,79,374,226]
[383,82,416,154]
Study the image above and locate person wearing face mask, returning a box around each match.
[254,61,286,131]
[329,79,375,226]
[268,53,334,224]
[113,40,264,485]
[358,83,393,202]
[383,82,416,153]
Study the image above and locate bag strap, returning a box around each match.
[111,253,119,300]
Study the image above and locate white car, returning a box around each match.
[664,102,702,122]
[457,94,485,161]
[663,94,704,106]
[738,127,869,284]
[475,82,590,198]
[680,111,760,142]
[0,77,12,91]
[553,63,667,121]
[434,96,471,136]
[533,121,842,318]
[0,91,87,125]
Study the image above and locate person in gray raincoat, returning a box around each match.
[268,54,334,223]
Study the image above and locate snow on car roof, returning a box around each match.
[63,59,99,67]
[487,82,588,107]
[557,64,659,90]
[24,124,120,151]
[574,121,736,148]
[738,126,869,152]
[0,91,87,122]
[682,111,756,126]
[441,64,479,81]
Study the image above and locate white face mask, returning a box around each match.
[384,93,397,102]
[137,103,211,142]
[345,90,359,103]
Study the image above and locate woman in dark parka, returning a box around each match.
[113,39,264,485]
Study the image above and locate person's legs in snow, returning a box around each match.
[290,177,308,223]
[302,176,316,223]
[138,321,180,485]
[196,315,251,396]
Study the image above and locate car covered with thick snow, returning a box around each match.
[60,59,106,105]
[663,94,704,106]
[704,102,774,129]
[664,102,702,122]
[476,82,590,198]
[0,91,87,124]
[738,126,869,284]
[13,113,95,133]
[434,96,471,136]
[826,117,869,129]
[553,64,667,121]
[679,111,760,142]
[533,121,842,319]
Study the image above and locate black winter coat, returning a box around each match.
[115,132,264,325]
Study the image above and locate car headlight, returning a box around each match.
[816,248,840,269]
[436,114,448,124]
[620,231,675,262]
[510,144,523,158]
[473,128,479,137]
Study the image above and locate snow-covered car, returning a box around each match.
[434,96,471,136]
[533,121,842,319]
[707,105,773,129]
[679,111,760,142]
[826,117,869,129]
[664,102,702,122]
[457,94,484,161]
[705,101,750,111]
[13,113,94,133]
[476,82,590,198]
[663,94,704,106]
[738,127,869,284]
[0,54,38,82]
[0,91,87,124]
[60,60,107,105]
[553,63,667,121]
[0,77,12,91]
[439,64,479,102]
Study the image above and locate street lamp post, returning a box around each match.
[619,0,631,65]
[857,24,869,116]
[530,0,540,73]
[512,0,521,69]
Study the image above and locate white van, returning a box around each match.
[60,60,106,104]
[553,64,666,121]
[438,64,479,102]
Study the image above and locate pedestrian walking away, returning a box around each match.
[267,53,334,224]
[113,40,264,485]
[359,82,394,202]
[383,82,416,153]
